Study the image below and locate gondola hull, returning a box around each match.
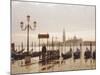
[62,52,72,59]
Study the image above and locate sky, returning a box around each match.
[11,1,96,45]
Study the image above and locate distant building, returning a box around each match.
[65,36,83,46]
[83,41,96,46]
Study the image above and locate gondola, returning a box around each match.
[62,48,72,60]
[73,48,81,59]
[84,48,91,59]
[39,49,60,65]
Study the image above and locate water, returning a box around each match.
[11,46,96,74]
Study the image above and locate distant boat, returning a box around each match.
[62,48,72,60]
[73,48,81,59]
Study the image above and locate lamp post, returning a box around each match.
[20,15,37,64]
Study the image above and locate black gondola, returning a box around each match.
[39,49,60,65]
[62,48,72,60]
[84,48,91,59]
[73,48,81,59]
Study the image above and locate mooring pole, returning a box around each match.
[80,43,82,65]
[38,38,40,72]
[90,42,92,69]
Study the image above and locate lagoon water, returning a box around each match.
[11,46,96,74]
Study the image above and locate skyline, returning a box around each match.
[12,1,96,45]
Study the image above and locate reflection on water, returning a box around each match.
[11,46,96,74]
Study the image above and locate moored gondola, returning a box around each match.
[39,49,60,65]
[84,48,91,59]
[62,48,72,60]
[73,48,81,59]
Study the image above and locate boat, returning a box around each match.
[84,48,91,59]
[62,48,72,60]
[73,48,81,59]
[39,49,60,65]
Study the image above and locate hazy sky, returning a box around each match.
[12,1,95,45]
